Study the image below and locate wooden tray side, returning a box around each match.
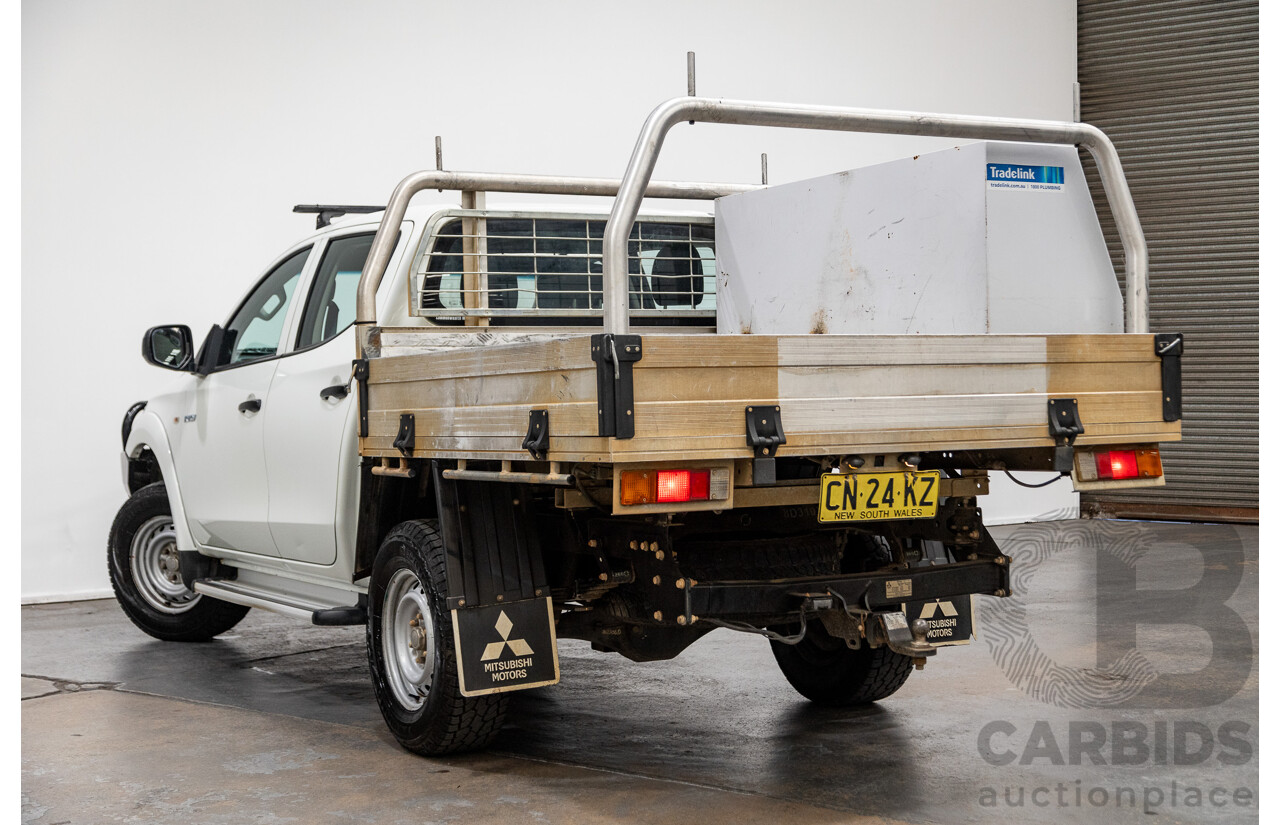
[360,333,1180,463]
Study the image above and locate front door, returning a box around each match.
[170,245,311,555]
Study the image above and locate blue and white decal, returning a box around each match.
[986,163,1064,192]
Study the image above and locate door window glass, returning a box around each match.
[297,233,375,349]
[219,246,310,367]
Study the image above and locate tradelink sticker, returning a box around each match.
[986,163,1065,192]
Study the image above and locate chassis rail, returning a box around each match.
[683,559,1009,620]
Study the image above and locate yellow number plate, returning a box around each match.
[817,471,941,523]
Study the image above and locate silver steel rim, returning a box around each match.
[129,515,200,614]
[382,567,434,710]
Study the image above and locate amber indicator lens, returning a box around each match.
[620,471,655,505]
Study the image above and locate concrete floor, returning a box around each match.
[22,520,1258,824]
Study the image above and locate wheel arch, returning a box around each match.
[353,459,438,581]
[124,409,199,553]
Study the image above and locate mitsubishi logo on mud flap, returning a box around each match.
[919,600,960,620]
[480,610,534,661]
[453,598,560,697]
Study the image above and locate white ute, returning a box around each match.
[111,95,1181,755]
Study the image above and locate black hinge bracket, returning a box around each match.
[1047,398,1084,473]
[353,359,370,437]
[522,409,550,459]
[745,404,786,485]
[393,413,415,457]
[591,334,642,439]
[1154,333,1184,422]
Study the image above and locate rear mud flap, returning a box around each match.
[452,597,560,697]
[902,595,976,647]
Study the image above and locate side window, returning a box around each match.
[297,232,376,349]
[219,246,310,367]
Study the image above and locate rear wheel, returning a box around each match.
[771,622,913,706]
[107,482,249,641]
[366,519,508,755]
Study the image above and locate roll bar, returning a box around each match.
[600,97,1148,334]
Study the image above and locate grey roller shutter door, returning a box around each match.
[1078,0,1257,518]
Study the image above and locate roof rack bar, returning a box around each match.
[293,204,385,230]
[601,96,1148,335]
[355,171,756,341]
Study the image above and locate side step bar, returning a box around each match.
[193,579,366,626]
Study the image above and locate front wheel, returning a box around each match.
[107,482,249,641]
[366,519,508,755]
[771,622,913,706]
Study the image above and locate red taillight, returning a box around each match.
[656,470,691,502]
[620,468,717,505]
[1096,450,1139,480]
[1077,446,1162,483]
[654,469,711,503]
[690,470,711,500]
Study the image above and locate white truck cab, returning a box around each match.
[121,209,420,609]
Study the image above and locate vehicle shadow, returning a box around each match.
[109,628,383,730]
[491,643,925,816]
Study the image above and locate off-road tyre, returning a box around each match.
[771,621,913,706]
[107,482,250,642]
[366,519,508,755]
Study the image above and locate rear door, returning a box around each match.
[262,228,404,565]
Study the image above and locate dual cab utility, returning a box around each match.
[111,96,1180,755]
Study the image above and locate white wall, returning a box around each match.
[22,0,1079,601]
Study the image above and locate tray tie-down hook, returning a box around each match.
[1047,398,1084,473]
[392,413,415,457]
[522,409,550,460]
[745,405,786,485]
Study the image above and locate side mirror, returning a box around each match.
[141,325,194,371]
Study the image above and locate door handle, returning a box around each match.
[320,383,350,401]
[238,398,262,414]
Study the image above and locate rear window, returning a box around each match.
[415,215,716,326]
